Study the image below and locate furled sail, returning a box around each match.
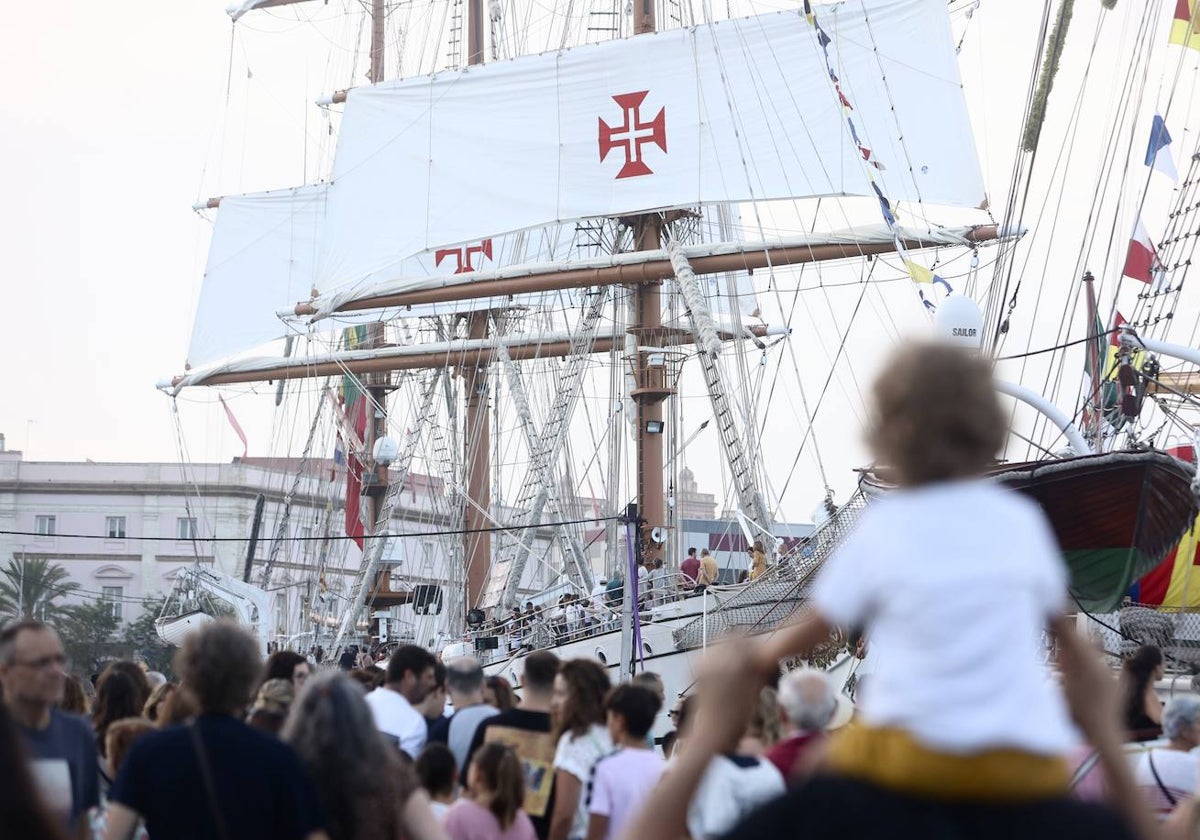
[187,184,594,368]
[316,0,985,292]
[188,181,762,368]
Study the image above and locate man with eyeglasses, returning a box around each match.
[0,619,100,838]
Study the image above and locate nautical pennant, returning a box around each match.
[218,395,249,458]
[343,396,368,551]
[339,325,369,550]
[904,260,953,293]
[1109,311,1128,347]
[1144,115,1178,182]
[1170,0,1200,52]
[1122,218,1167,290]
[806,2,946,309]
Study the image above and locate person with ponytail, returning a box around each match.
[445,742,536,840]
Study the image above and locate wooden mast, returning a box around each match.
[462,0,492,620]
[629,0,667,572]
[357,0,389,623]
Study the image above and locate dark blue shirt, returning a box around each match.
[18,708,100,831]
[110,713,324,840]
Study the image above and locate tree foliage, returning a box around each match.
[122,596,177,676]
[57,600,121,679]
[0,557,81,623]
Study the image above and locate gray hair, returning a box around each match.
[0,619,51,665]
[1163,695,1200,741]
[445,657,484,694]
[282,671,392,837]
[777,668,837,731]
[175,621,260,715]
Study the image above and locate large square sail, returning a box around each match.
[317,0,985,293]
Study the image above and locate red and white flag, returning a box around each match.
[1123,218,1166,290]
[218,395,249,458]
[1109,311,1127,346]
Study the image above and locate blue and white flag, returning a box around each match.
[1145,115,1179,182]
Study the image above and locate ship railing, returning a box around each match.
[466,593,704,665]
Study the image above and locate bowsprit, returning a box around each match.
[598,91,667,179]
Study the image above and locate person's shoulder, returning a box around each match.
[514,809,537,838]
[469,704,500,721]
[487,708,545,730]
[49,707,95,740]
[510,709,552,729]
[118,722,186,765]
[444,798,483,825]
[595,747,637,774]
[211,716,302,763]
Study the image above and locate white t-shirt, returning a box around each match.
[588,747,665,840]
[811,479,1075,755]
[553,725,612,840]
[687,755,785,840]
[364,686,428,758]
[1134,748,1199,819]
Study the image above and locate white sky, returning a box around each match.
[2,0,1197,522]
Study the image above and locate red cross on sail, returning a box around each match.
[598,91,667,179]
[435,239,494,274]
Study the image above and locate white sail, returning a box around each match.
[187,177,762,367]
[188,185,587,367]
[317,0,984,292]
[188,186,327,369]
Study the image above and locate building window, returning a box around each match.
[101,586,123,620]
[106,516,126,539]
[35,515,56,536]
[177,517,198,540]
[299,525,313,559]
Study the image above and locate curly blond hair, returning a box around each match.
[866,343,1006,486]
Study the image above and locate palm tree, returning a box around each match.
[0,557,81,623]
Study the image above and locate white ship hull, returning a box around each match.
[481,601,865,738]
[155,610,215,647]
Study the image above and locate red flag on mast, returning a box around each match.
[218,395,249,458]
[344,397,368,550]
[1122,218,1163,287]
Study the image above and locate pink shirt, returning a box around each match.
[444,799,538,840]
[588,747,666,840]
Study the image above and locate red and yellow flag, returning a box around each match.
[1171,0,1200,52]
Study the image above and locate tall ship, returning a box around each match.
[156,0,1200,708]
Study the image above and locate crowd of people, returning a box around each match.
[10,342,1200,840]
[1,606,866,840]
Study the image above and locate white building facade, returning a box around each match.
[0,445,560,645]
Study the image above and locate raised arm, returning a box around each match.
[548,769,582,840]
[1050,615,1158,840]
[755,610,834,673]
